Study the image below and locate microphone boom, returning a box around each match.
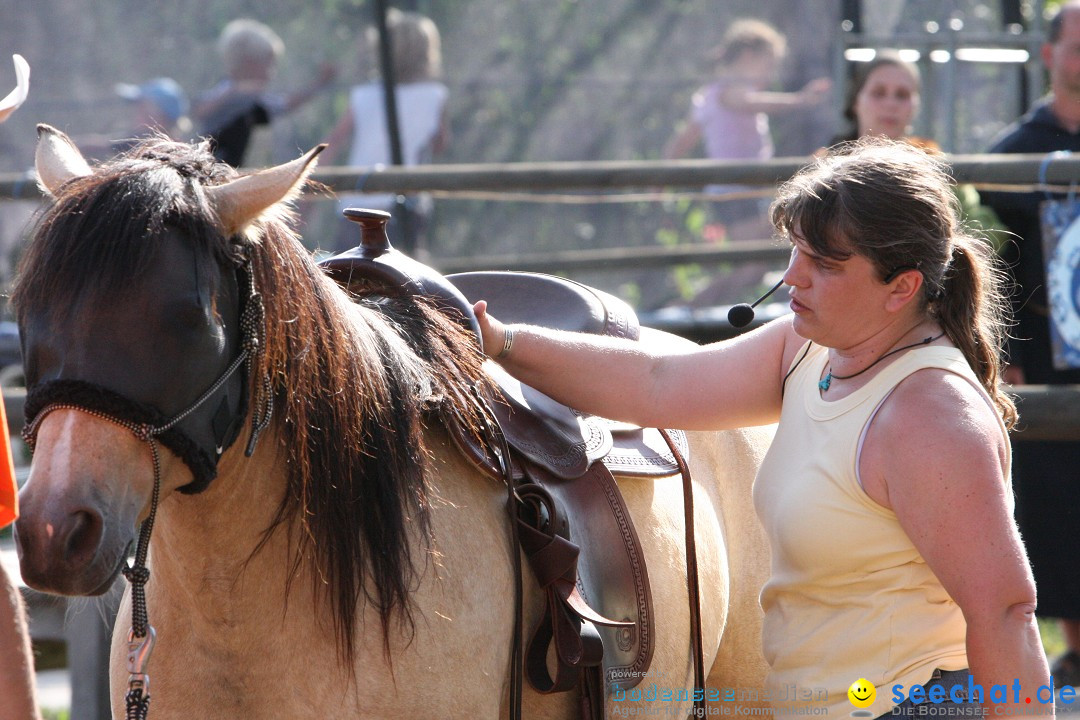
[727,278,785,328]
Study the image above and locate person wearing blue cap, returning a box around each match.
[113,76,191,150]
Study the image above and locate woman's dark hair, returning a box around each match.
[770,137,1016,427]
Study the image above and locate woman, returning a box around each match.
[0,53,38,720]
[828,50,1003,249]
[474,138,1051,718]
[830,50,922,146]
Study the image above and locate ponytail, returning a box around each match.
[931,234,1017,428]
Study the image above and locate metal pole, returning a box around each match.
[372,0,415,254]
[1027,0,1047,109]
[943,17,960,152]
[373,0,404,167]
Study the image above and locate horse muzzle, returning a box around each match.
[14,484,133,596]
[13,409,148,596]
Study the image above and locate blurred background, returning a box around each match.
[0,2,1068,717]
[0,0,1051,314]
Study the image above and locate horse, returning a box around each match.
[13,126,774,719]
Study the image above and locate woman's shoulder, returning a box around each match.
[875,360,1005,449]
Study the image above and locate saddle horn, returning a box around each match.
[206,144,326,236]
[35,124,92,196]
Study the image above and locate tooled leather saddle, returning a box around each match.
[320,209,703,720]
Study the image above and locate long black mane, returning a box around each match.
[13,137,493,661]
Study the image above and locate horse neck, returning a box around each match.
[150,427,294,604]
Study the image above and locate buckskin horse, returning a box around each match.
[13,126,773,719]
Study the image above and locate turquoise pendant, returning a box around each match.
[818,373,832,392]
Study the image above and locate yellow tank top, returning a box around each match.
[752,341,1011,717]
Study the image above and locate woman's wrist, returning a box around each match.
[496,325,514,359]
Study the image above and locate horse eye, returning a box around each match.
[163,298,212,332]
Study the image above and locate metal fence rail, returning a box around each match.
[1,153,1078,199]
[3,153,1080,441]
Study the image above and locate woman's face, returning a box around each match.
[782,231,893,349]
[853,63,919,140]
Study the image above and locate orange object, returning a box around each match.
[0,398,16,527]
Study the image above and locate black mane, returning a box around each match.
[13,136,493,662]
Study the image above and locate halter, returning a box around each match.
[20,259,272,720]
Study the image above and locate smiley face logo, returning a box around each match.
[848,678,876,708]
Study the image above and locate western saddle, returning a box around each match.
[320,209,705,720]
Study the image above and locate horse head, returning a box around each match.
[13,126,321,595]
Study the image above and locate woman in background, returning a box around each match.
[829,50,1002,247]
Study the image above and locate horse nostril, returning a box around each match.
[62,510,103,566]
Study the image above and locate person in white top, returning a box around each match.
[324,9,449,253]
[472,138,1051,718]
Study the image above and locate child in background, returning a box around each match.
[664,18,830,240]
[193,18,336,167]
[113,77,191,148]
[323,8,449,254]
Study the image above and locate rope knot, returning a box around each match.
[132,424,154,442]
[123,565,151,586]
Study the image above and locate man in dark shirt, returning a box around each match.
[981,0,1080,687]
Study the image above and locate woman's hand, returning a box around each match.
[473,300,508,359]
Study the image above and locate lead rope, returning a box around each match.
[122,424,161,720]
[21,409,168,720]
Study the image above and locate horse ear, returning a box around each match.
[35,124,92,196]
[206,144,326,236]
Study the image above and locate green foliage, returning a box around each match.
[1039,616,1066,660]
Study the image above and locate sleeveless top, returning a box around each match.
[691,79,773,162]
[340,80,448,212]
[752,342,1011,717]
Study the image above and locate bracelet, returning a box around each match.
[496,326,514,359]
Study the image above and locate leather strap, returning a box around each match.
[660,428,706,714]
[467,388,523,720]
[516,478,632,720]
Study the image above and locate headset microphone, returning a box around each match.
[727,278,786,329]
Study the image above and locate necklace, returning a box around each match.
[818,332,945,392]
